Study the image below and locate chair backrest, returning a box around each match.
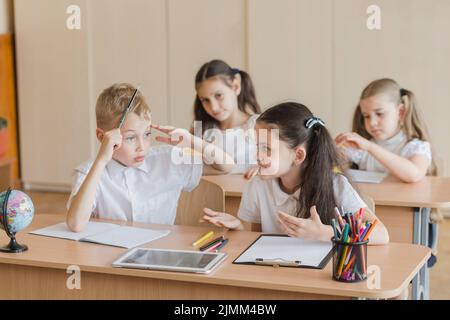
[175,178,225,227]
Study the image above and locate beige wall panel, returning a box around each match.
[247,0,333,126]
[167,0,247,129]
[87,0,168,132]
[0,0,13,33]
[15,0,92,188]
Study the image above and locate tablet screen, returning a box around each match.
[122,249,219,269]
[113,248,227,273]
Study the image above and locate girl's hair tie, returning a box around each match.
[305,116,325,129]
[231,68,240,74]
[400,88,407,97]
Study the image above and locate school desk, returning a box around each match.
[201,174,450,300]
[0,214,430,300]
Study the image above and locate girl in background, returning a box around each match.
[335,78,439,266]
[192,59,261,175]
[335,78,437,182]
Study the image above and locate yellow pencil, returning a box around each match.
[192,231,214,247]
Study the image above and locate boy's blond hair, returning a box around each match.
[96,83,151,130]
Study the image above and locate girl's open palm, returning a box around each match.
[201,208,244,230]
[151,124,194,149]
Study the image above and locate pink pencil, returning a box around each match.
[207,240,223,252]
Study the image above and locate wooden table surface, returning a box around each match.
[0,214,431,299]
[203,175,450,208]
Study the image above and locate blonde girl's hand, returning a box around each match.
[277,206,332,242]
[200,208,244,230]
[335,132,372,151]
[97,128,122,165]
[152,124,195,150]
[244,166,260,180]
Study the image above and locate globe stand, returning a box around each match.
[0,188,29,253]
[0,235,28,253]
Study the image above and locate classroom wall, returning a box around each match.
[0,0,13,33]
[14,0,450,189]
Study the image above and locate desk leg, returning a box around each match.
[420,208,430,300]
[411,207,430,300]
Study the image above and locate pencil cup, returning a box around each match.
[331,237,368,283]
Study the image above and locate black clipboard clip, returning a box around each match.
[255,258,302,268]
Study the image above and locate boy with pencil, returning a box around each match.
[66,83,234,232]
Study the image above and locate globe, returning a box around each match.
[0,188,34,252]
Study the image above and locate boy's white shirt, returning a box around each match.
[345,130,432,173]
[67,145,202,224]
[238,175,366,234]
[203,114,258,174]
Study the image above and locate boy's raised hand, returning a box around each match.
[277,206,332,242]
[97,128,122,165]
[152,124,195,150]
[200,208,244,230]
[335,132,371,151]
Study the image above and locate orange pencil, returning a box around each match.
[363,219,378,241]
[343,255,356,273]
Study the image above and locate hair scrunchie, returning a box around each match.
[305,116,325,129]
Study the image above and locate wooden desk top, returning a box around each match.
[0,214,430,299]
[202,175,450,208]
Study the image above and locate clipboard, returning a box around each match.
[233,234,333,269]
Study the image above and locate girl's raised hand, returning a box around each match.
[200,208,244,230]
[335,132,372,151]
[151,124,194,149]
[277,206,332,242]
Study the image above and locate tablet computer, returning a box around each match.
[112,247,227,274]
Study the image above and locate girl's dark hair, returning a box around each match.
[258,102,344,225]
[193,59,261,132]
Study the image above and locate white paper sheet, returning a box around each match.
[29,222,121,241]
[234,236,333,268]
[30,222,170,249]
[82,226,170,249]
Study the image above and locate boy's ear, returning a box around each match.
[232,75,242,96]
[96,128,105,142]
[294,146,306,166]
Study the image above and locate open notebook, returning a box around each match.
[234,235,333,269]
[29,222,170,249]
[346,169,387,184]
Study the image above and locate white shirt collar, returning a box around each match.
[375,130,407,149]
[106,158,150,180]
[272,178,300,206]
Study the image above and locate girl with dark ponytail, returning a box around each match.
[192,59,261,174]
[202,102,389,244]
